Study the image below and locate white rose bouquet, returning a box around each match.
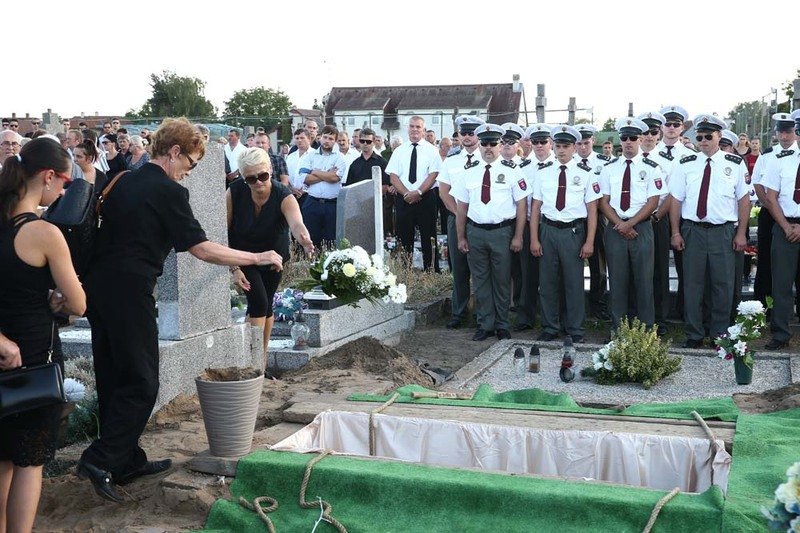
[762,461,800,531]
[714,298,771,369]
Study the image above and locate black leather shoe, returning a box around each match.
[657,325,668,336]
[116,459,173,486]
[683,339,703,349]
[496,329,511,340]
[537,332,558,341]
[76,460,124,503]
[765,339,789,351]
[513,323,532,332]
[445,318,462,329]
[571,335,584,344]
[472,329,493,341]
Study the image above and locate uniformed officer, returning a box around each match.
[531,125,601,342]
[501,122,532,330]
[575,124,611,320]
[762,109,800,350]
[669,114,750,348]
[637,111,671,335]
[453,124,530,341]
[657,105,695,319]
[599,118,664,332]
[751,112,799,309]
[517,123,555,330]
[437,115,485,329]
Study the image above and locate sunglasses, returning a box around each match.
[532,139,549,145]
[620,136,639,142]
[244,171,270,184]
[696,134,714,142]
[359,139,373,144]
[642,129,660,136]
[664,122,682,128]
[480,141,499,147]
[460,131,476,136]
[9,124,18,128]
[182,152,198,169]
[500,139,518,146]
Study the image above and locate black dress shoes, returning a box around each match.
[513,323,532,332]
[445,318,462,329]
[76,459,124,503]
[765,339,789,351]
[117,459,173,485]
[657,325,668,337]
[537,332,558,341]
[683,339,703,349]
[496,329,512,340]
[472,329,494,341]
[570,335,584,344]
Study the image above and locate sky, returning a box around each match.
[4,1,798,129]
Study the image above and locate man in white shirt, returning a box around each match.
[299,125,347,247]
[224,129,247,185]
[285,128,314,205]
[336,130,360,178]
[386,116,441,271]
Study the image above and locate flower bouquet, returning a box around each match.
[714,298,772,385]
[298,243,407,307]
[762,461,800,531]
[272,288,308,322]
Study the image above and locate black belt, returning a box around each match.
[542,217,585,229]
[686,220,733,229]
[467,218,515,230]
[310,196,337,204]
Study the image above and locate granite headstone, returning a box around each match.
[335,174,382,255]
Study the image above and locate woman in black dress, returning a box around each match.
[77,118,284,503]
[0,138,86,532]
[228,148,313,365]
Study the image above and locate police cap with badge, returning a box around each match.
[719,129,738,148]
[550,124,581,144]
[659,105,689,123]
[614,117,649,136]
[525,123,552,141]
[455,115,485,135]
[501,122,525,142]
[693,114,727,133]
[772,112,795,133]
[474,123,505,143]
[637,111,666,131]
[575,124,597,140]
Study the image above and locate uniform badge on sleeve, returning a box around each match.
[518,179,527,191]
[724,167,732,176]
[496,174,506,184]
[654,178,663,190]
[592,182,600,194]
[639,170,647,180]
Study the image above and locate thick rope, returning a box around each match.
[691,410,722,487]
[238,495,278,533]
[642,487,680,533]
[299,450,347,533]
[369,392,400,456]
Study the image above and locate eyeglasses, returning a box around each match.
[182,152,198,169]
[500,139,518,146]
[480,141,499,147]
[664,122,682,128]
[359,139,373,144]
[1,141,20,148]
[642,129,660,136]
[244,171,270,184]
[696,134,714,142]
[532,139,549,145]
[620,136,639,142]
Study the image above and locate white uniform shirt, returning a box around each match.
[224,141,247,174]
[520,152,556,219]
[643,149,675,206]
[286,148,315,191]
[575,151,612,177]
[752,142,799,186]
[655,140,694,162]
[534,159,602,222]
[437,147,480,187]
[385,140,440,191]
[669,150,749,224]
[299,147,348,199]
[599,153,665,219]
[763,150,800,219]
[450,158,531,224]
[339,146,361,179]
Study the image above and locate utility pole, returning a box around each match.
[536,84,546,123]
[567,97,576,125]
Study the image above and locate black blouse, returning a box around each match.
[228,178,291,260]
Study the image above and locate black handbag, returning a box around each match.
[0,323,66,419]
[43,178,96,276]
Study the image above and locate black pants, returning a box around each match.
[587,212,608,315]
[241,265,282,318]
[395,190,439,271]
[754,207,773,305]
[81,271,159,479]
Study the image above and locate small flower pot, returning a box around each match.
[734,357,753,385]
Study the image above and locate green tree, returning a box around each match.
[138,71,215,118]
[728,100,766,136]
[778,69,800,113]
[601,117,615,131]
[223,87,293,130]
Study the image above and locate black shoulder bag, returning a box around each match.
[42,178,97,277]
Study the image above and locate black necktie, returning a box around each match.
[581,158,588,166]
[409,143,418,184]
[666,145,673,158]
[466,153,473,165]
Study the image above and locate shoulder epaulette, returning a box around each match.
[643,158,659,168]
[605,157,619,166]
[680,154,697,164]
[762,146,773,154]
[776,149,795,159]
[519,158,532,168]
[724,153,743,164]
[538,161,553,169]
[596,154,611,162]
[501,159,517,168]
[658,150,674,161]
[464,159,480,170]
[688,146,699,153]
[577,162,591,172]
[446,147,463,158]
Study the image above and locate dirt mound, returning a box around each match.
[287,336,432,387]
[733,382,800,413]
[198,367,262,382]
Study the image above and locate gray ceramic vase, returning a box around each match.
[196,373,264,457]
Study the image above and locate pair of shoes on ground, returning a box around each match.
[513,323,533,332]
[537,332,583,343]
[683,338,703,349]
[765,338,789,351]
[445,318,462,329]
[77,458,172,503]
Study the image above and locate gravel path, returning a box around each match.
[457,343,793,405]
